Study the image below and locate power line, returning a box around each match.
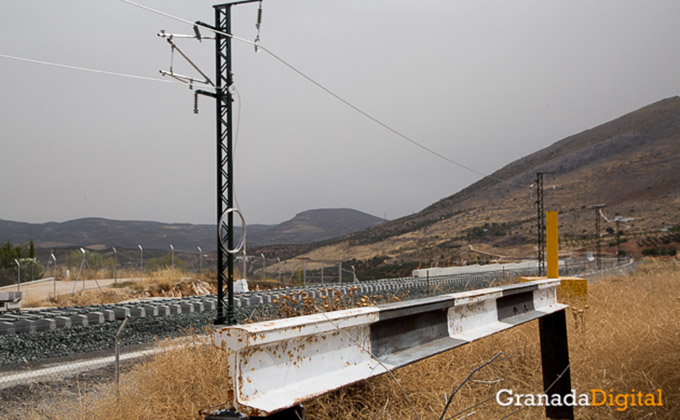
[0,53,177,84]
[117,0,529,189]
[260,44,527,188]
[118,0,254,45]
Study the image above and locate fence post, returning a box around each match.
[14,259,20,292]
[116,315,131,402]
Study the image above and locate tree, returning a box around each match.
[1,240,23,268]
[145,252,185,273]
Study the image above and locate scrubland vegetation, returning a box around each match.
[15,258,679,420]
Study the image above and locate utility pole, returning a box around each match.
[194,0,261,325]
[535,172,554,276]
[589,204,606,270]
[613,216,634,260]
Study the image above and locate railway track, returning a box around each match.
[0,269,541,336]
[0,259,630,368]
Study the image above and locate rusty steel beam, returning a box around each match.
[214,279,568,418]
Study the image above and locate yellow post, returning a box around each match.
[522,210,587,310]
[546,211,559,279]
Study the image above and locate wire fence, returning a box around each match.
[0,247,216,289]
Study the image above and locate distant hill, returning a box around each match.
[249,209,387,246]
[284,96,680,270]
[0,208,386,252]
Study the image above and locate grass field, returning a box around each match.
[19,258,679,420]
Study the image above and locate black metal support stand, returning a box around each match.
[204,405,305,420]
[538,309,574,420]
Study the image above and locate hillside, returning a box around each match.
[280,96,680,271]
[0,209,386,252]
[248,208,386,246]
[0,218,222,252]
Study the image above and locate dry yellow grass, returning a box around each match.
[24,258,679,420]
[309,258,679,420]
[23,268,215,308]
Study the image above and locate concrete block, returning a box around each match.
[101,309,116,322]
[113,307,130,320]
[155,305,170,317]
[128,307,146,318]
[53,316,72,329]
[141,305,159,317]
[14,319,36,334]
[168,304,181,315]
[69,314,89,327]
[86,312,104,325]
[179,302,194,313]
[248,296,263,306]
[35,318,56,332]
[0,322,15,335]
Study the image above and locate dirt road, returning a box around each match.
[0,277,142,304]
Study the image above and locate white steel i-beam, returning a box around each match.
[214,279,567,418]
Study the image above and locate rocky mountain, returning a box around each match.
[0,208,387,252]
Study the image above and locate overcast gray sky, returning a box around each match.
[1,0,678,225]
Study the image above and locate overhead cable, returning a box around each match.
[0,53,177,84]
[260,44,528,188]
[118,0,254,45]
[120,0,528,188]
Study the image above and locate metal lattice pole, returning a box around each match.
[535,173,545,276]
[210,1,260,325]
[534,172,555,276]
[214,4,233,325]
